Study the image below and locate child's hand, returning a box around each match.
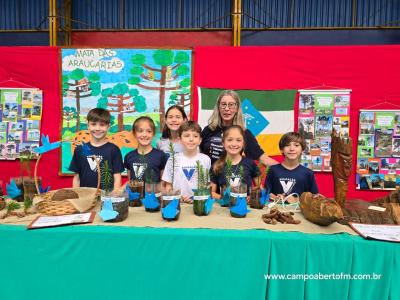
[181,196,193,203]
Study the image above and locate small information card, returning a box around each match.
[27,212,95,229]
[349,222,400,243]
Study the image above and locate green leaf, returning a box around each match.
[179,77,191,88]
[101,88,113,97]
[130,66,144,75]
[97,98,108,109]
[129,88,139,97]
[113,83,128,95]
[70,69,84,80]
[176,64,189,76]
[90,82,101,96]
[128,77,141,85]
[131,54,146,65]
[174,51,190,64]
[88,72,100,82]
[135,95,147,112]
[153,50,174,66]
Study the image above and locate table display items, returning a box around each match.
[229,166,250,218]
[161,142,180,221]
[32,135,99,216]
[262,207,301,225]
[193,160,214,216]
[99,161,128,222]
[249,165,269,209]
[219,159,233,207]
[331,130,352,207]
[128,179,144,207]
[299,192,343,226]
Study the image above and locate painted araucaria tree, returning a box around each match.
[97,83,147,131]
[62,68,101,132]
[128,50,191,128]
[169,85,191,108]
[63,106,77,130]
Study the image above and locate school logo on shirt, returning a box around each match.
[87,155,103,172]
[230,176,242,187]
[182,167,196,181]
[132,163,147,180]
[279,178,296,195]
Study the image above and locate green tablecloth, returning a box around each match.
[0,225,399,300]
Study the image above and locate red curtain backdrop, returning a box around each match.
[1,45,400,201]
[0,46,70,191]
[194,45,400,201]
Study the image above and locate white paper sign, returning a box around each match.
[28,212,94,229]
[350,222,400,242]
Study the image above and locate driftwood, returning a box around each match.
[299,192,343,226]
[331,131,352,207]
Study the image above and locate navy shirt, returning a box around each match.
[69,142,124,189]
[210,157,259,193]
[200,125,264,164]
[124,148,168,182]
[265,164,318,196]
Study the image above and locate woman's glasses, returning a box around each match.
[219,102,237,109]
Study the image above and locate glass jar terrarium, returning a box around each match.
[193,187,211,216]
[128,179,144,207]
[143,182,162,212]
[230,183,248,218]
[219,185,230,207]
[249,186,265,209]
[100,190,129,222]
[161,190,181,221]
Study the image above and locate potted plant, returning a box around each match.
[143,169,162,212]
[229,165,249,218]
[128,150,146,207]
[193,160,211,216]
[100,161,129,222]
[161,142,180,221]
[250,164,269,209]
[219,158,233,207]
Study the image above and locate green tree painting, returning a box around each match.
[62,68,101,132]
[97,83,147,131]
[128,50,190,128]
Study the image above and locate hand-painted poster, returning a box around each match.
[61,48,192,174]
[298,90,351,172]
[356,110,400,190]
[0,89,43,160]
[197,87,297,156]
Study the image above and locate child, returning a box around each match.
[157,105,187,155]
[162,121,211,203]
[265,132,318,202]
[210,125,260,198]
[124,116,168,183]
[69,108,124,190]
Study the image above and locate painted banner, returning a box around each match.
[197,87,296,156]
[0,88,43,160]
[298,90,351,172]
[61,48,192,174]
[356,110,400,190]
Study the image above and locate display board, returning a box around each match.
[0,88,43,159]
[60,48,192,174]
[298,89,351,172]
[356,110,400,190]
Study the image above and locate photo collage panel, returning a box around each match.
[298,91,351,172]
[0,89,42,160]
[356,110,400,190]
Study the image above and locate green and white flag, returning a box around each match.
[197,87,296,155]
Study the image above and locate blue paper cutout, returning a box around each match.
[205,197,215,215]
[99,199,119,221]
[219,186,231,206]
[142,192,160,209]
[33,135,61,154]
[241,98,269,136]
[230,196,250,216]
[162,199,179,219]
[80,143,92,156]
[260,188,270,206]
[6,180,22,199]
[39,185,51,194]
[125,185,140,202]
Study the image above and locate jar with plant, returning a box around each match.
[143,169,162,212]
[229,165,249,218]
[161,142,180,221]
[127,150,147,207]
[193,160,212,216]
[100,160,128,222]
[250,163,269,209]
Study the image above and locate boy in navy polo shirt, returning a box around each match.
[69,108,124,190]
[265,132,318,202]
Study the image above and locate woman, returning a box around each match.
[200,90,278,166]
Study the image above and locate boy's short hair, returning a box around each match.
[279,132,306,151]
[133,116,156,133]
[87,108,111,124]
[178,121,202,137]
